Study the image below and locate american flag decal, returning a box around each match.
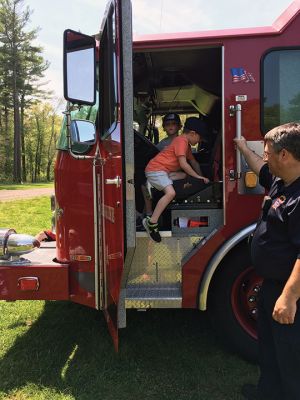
[231,67,255,83]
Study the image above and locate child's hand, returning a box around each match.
[199,176,210,184]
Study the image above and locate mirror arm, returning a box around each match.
[63,102,95,160]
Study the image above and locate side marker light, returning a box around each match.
[18,277,40,291]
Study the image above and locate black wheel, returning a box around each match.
[208,242,262,362]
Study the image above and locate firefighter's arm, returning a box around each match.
[234,136,266,176]
[273,259,300,324]
[178,156,209,183]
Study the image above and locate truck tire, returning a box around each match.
[208,242,262,362]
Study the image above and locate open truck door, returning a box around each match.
[63,0,134,350]
[97,0,134,350]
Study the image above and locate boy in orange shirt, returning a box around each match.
[143,117,209,242]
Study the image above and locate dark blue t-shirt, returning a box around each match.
[251,164,300,281]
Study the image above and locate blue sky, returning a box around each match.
[25,0,293,103]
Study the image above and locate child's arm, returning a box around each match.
[178,156,209,183]
[189,158,203,176]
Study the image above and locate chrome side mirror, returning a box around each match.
[63,29,96,105]
[70,119,96,145]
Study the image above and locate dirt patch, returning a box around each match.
[0,188,54,202]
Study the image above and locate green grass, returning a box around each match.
[0,199,259,400]
[0,197,52,236]
[0,182,53,190]
[0,303,258,400]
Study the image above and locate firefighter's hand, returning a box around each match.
[272,293,297,324]
[233,136,248,151]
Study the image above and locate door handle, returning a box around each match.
[105,176,122,188]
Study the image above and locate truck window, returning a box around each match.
[99,3,118,138]
[262,48,300,133]
[57,100,99,152]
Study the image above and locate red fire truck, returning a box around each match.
[1,0,300,361]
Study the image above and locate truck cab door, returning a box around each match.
[63,0,133,349]
[97,0,134,350]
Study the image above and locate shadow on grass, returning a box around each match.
[0,301,257,400]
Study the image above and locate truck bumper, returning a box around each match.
[0,242,69,301]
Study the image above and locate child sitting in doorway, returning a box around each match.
[143,117,209,242]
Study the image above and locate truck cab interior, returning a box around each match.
[132,46,223,235]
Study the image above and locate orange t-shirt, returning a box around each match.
[145,135,195,173]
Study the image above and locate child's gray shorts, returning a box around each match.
[145,171,173,191]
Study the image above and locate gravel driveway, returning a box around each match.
[0,188,54,202]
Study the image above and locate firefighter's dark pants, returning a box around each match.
[257,279,300,400]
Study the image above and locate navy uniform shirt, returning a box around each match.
[251,164,300,281]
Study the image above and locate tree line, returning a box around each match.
[0,0,62,183]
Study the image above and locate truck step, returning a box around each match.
[125,283,182,308]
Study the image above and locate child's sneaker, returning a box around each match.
[142,216,161,243]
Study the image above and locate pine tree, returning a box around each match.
[0,0,49,182]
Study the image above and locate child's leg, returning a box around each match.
[150,184,175,224]
[141,184,153,215]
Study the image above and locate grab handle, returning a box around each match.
[235,104,242,179]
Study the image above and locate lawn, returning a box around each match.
[0,199,259,400]
[0,197,52,236]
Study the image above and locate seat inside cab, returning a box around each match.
[133,46,223,232]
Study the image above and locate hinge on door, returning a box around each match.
[93,154,106,167]
[229,105,236,117]
[229,169,236,181]
[97,158,106,167]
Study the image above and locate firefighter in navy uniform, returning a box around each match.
[234,122,300,400]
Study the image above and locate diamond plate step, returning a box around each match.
[125,283,182,308]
